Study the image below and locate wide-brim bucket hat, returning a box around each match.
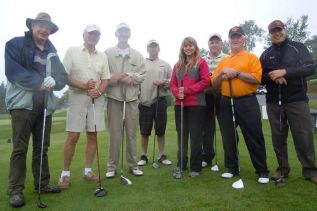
[26,12,58,34]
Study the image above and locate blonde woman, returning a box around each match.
[170,37,210,178]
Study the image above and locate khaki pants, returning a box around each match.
[107,99,138,171]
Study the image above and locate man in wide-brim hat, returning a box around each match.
[5,12,67,207]
[26,12,59,34]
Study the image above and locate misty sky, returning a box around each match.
[1,0,317,96]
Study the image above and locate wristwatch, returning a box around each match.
[236,71,241,78]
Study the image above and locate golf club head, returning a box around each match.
[275,177,285,186]
[232,179,244,189]
[94,187,107,197]
[173,167,182,179]
[211,164,219,172]
[120,176,132,185]
[152,162,160,169]
[37,201,47,208]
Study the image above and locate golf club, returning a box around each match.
[275,84,285,186]
[37,53,57,208]
[120,96,132,185]
[229,79,244,189]
[92,99,107,197]
[173,80,184,179]
[37,92,48,208]
[152,88,160,169]
[211,104,219,172]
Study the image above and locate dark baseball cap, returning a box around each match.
[228,26,245,38]
[268,20,285,33]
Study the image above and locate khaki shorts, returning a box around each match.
[66,92,106,132]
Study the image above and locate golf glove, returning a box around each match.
[43,76,56,88]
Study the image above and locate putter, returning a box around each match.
[211,104,219,172]
[174,80,184,179]
[120,99,132,185]
[229,79,244,189]
[37,93,48,209]
[92,99,107,197]
[275,85,285,186]
[152,88,160,169]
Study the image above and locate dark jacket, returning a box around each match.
[5,31,67,115]
[260,38,316,104]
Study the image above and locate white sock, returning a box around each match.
[61,170,70,178]
[84,168,92,175]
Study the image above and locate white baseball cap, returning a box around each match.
[84,24,101,34]
[116,23,130,31]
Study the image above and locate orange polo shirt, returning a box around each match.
[211,50,262,97]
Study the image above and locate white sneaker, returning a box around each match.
[131,169,143,176]
[258,177,270,184]
[221,172,234,178]
[202,161,208,168]
[161,159,172,165]
[137,159,147,166]
[157,154,172,165]
[105,171,115,178]
[137,155,148,166]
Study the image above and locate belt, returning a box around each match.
[222,93,256,100]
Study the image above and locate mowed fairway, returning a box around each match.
[0,107,317,210]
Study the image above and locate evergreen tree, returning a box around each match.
[0,81,8,114]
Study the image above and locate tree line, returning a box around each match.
[1,15,317,114]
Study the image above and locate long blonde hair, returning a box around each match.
[176,36,201,74]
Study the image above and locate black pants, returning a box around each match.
[201,93,221,164]
[174,105,205,172]
[7,109,52,195]
[219,95,268,176]
[267,101,317,178]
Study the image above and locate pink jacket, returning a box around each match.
[170,58,211,106]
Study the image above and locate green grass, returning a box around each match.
[0,107,317,210]
[310,100,317,109]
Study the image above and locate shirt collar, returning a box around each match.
[81,45,98,54]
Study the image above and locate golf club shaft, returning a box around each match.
[153,88,159,164]
[38,92,48,203]
[278,84,285,178]
[92,98,102,189]
[214,103,217,165]
[121,100,126,175]
[180,80,184,172]
[278,84,282,132]
[229,79,240,177]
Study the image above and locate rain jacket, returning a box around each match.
[5,31,67,115]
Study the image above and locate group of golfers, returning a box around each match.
[4,12,317,208]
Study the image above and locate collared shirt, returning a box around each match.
[203,51,227,75]
[211,50,262,97]
[63,46,110,93]
[139,58,172,106]
[105,46,146,102]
